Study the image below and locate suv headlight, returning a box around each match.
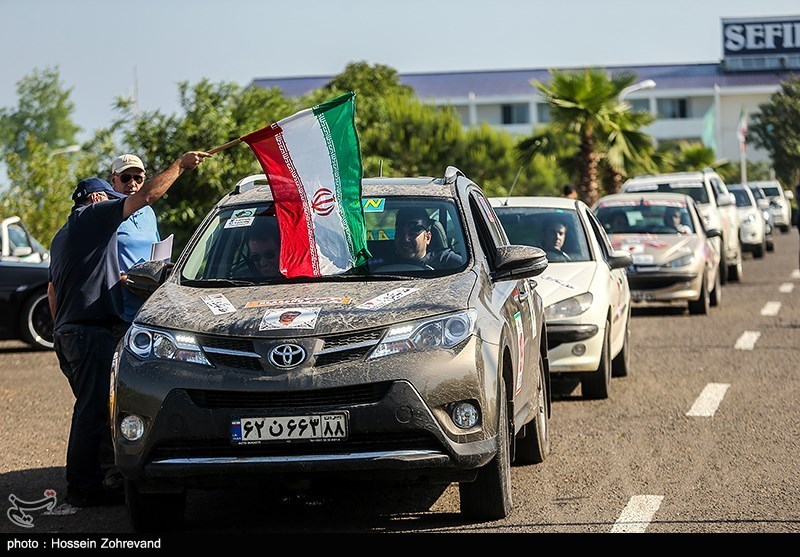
[368,310,476,360]
[125,325,211,366]
[544,293,593,320]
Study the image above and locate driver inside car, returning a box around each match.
[392,207,464,270]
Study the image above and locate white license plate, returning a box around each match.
[631,291,655,302]
[231,413,348,444]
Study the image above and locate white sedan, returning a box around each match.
[490,196,633,400]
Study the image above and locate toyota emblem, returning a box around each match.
[269,343,306,368]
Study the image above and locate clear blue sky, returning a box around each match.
[1,0,799,140]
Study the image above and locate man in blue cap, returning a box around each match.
[47,151,210,507]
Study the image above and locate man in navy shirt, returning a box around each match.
[47,151,210,507]
[108,154,160,342]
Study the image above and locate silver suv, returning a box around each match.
[621,170,743,284]
[747,180,794,234]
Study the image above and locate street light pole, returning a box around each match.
[48,145,81,158]
[618,79,657,102]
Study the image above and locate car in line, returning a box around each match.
[0,217,53,350]
[747,180,794,234]
[728,184,766,259]
[490,196,632,400]
[745,184,776,252]
[113,167,552,531]
[594,192,722,315]
[621,170,742,284]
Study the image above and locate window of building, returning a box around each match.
[501,103,530,125]
[629,99,650,113]
[657,98,688,119]
[536,102,550,124]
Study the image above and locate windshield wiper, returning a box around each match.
[181,278,258,287]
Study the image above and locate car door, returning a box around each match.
[584,207,629,348]
[467,188,538,414]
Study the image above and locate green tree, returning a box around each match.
[0,67,80,158]
[532,68,654,205]
[748,76,800,188]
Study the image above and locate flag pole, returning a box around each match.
[207,137,242,155]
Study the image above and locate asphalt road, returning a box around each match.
[1,231,798,540]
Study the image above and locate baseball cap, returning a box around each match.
[111,154,145,174]
[71,178,126,202]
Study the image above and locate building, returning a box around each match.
[252,16,800,167]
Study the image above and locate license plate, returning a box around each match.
[631,291,655,302]
[231,413,348,444]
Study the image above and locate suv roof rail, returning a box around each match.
[444,166,465,185]
[234,174,269,194]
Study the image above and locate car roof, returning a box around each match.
[594,192,695,205]
[487,196,581,210]
[212,174,460,209]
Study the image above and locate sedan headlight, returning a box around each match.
[544,293,593,320]
[668,254,695,268]
[125,325,211,366]
[368,310,476,360]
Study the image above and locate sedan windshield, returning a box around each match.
[180,197,469,283]
[595,201,696,235]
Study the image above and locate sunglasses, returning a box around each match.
[119,173,145,184]
[250,250,277,263]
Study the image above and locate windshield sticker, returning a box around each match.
[356,287,418,310]
[625,184,659,192]
[201,293,237,315]
[245,297,352,308]
[259,307,321,330]
[623,244,645,254]
[632,254,654,264]
[514,311,524,395]
[540,275,576,289]
[366,229,394,241]
[224,215,255,229]
[362,198,386,212]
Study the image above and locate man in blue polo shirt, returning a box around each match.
[108,154,159,343]
[48,151,210,507]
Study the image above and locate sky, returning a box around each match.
[1,0,799,141]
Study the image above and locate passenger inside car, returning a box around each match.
[663,207,691,234]
[542,218,572,262]
[391,207,464,269]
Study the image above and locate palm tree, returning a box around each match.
[532,68,654,205]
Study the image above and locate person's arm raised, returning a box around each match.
[123,151,211,219]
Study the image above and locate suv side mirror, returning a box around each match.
[705,228,722,238]
[492,245,548,281]
[125,260,173,300]
[785,190,794,201]
[717,193,735,207]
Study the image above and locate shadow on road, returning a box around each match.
[631,305,688,318]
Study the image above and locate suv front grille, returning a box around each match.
[186,381,393,409]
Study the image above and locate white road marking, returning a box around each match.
[734,331,761,350]
[611,495,664,533]
[792,269,800,279]
[779,283,795,293]
[687,383,731,417]
[760,301,781,316]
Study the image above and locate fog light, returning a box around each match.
[121,415,145,441]
[572,343,586,356]
[451,402,480,429]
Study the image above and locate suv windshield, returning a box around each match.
[729,188,753,207]
[180,197,469,283]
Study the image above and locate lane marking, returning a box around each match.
[792,269,800,279]
[734,331,761,350]
[611,495,664,533]
[779,283,794,293]
[686,383,730,417]
[760,301,781,316]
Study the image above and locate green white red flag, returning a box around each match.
[242,92,371,278]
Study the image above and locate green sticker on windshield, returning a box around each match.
[362,199,385,212]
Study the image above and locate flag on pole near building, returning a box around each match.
[242,92,371,278]
[736,107,748,153]
[701,106,716,152]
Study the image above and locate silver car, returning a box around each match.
[728,184,767,259]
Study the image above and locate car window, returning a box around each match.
[761,186,781,197]
[595,199,695,234]
[180,197,469,282]
[7,223,31,251]
[494,206,591,262]
[729,188,753,207]
[584,209,615,262]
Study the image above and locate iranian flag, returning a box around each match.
[242,92,371,278]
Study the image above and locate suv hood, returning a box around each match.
[134,272,478,337]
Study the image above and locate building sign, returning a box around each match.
[723,17,800,57]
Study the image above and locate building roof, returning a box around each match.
[252,62,799,98]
